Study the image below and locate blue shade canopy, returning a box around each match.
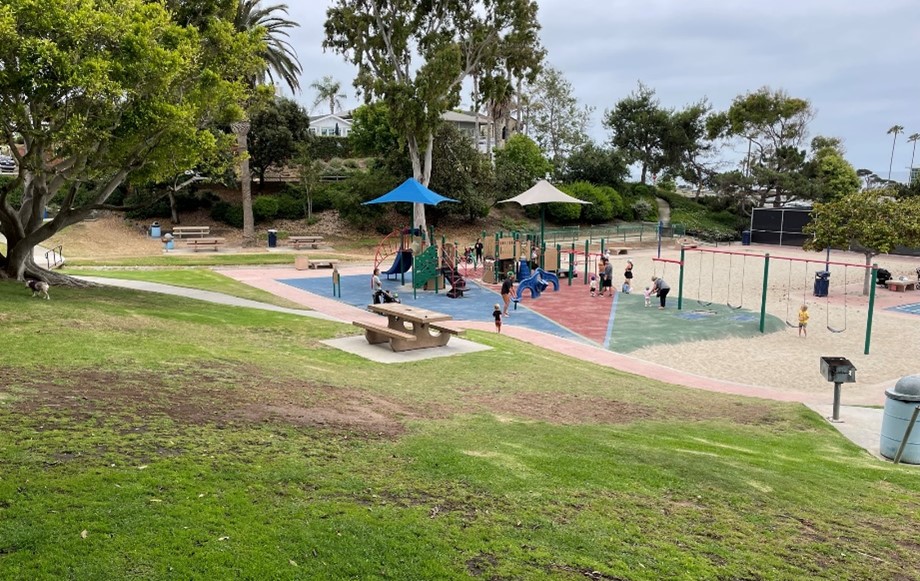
[362,178,458,206]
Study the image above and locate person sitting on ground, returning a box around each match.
[651,275,671,309]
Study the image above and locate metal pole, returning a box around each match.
[893,405,920,464]
[584,239,589,285]
[832,382,842,421]
[825,247,830,272]
[677,246,685,310]
[759,253,770,333]
[865,264,878,355]
[657,220,662,258]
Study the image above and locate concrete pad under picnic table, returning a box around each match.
[322,335,491,364]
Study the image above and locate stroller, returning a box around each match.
[373,289,400,304]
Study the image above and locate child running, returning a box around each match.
[493,303,503,333]
[798,304,809,337]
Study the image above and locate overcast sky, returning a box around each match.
[286,1,919,181]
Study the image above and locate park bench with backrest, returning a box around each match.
[172,226,210,238]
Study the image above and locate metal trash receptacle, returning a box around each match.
[880,375,920,463]
[267,229,277,248]
[150,221,161,238]
[741,230,751,245]
[813,271,830,297]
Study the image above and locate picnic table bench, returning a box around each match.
[294,255,339,270]
[186,237,225,252]
[288,235,324,249]
[887,280,918,292]
[172,226,210,238]
[607,247,629,255]
[357,304,457,352]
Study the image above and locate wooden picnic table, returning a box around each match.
[354,304,458,352]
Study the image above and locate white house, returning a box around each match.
[308,114,352,138]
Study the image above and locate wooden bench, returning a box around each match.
[288,235,324,249]
[172,226,211,238]
[294,255,339,270]
[186,237,225,252]
[353,320,417,349]
[607,247,629,255]
[887,280,918,292]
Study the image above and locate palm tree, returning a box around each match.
[310,76,346,115]
[233,0,302,246]
[907,133,920,186]
[886,124,904,181]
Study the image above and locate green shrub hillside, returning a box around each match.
[551,182,628,224]
[656,189,743,240]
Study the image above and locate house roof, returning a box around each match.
[441,110,493,124]
[308,113,353,126]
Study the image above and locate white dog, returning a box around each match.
[26,279,50,300]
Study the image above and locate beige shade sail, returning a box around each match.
[497,179,591,207]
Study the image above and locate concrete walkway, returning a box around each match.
[82,268,909,465]
[656,197,671,227]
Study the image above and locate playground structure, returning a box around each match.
[515,268,560,301]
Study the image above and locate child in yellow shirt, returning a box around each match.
[798,305,809,337]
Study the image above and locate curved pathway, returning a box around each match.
[655,197,671,227]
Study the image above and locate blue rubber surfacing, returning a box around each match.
[280,273,588,343]
[888,302,920,316]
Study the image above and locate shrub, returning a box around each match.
[632,199,655,221]
[210,201,244,228]
[275,195,305,220]
[252,196,279,222]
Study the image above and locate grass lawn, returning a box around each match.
[63,253,305,268]
[64,268,309,310]
[1,279,919,579]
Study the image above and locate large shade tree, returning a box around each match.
[0,0,259,281]
[804,190,920,295]
[707,87,815,207]
[248,96,311,188]
[528,65,592,174]
[233,0,301,247]
[324,0,542,236]
[603,82,672,184]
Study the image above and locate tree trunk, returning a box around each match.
[232,121,255,247]
[863,252,874,296]
[640,163,647,184]
[307,190,313,222]
[168,189,180,224]
[406,134,429,238]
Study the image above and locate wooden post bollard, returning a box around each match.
[332,268,341,298]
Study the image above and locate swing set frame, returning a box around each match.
[677,247,879,354]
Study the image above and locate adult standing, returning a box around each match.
[651,275,670,309]
[623,260,634,293]
[600,257,614,297]
[500,272,515,316]
[474,238,484,265]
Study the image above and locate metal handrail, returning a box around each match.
[45,245,63,269]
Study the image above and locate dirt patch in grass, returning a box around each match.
[471,391,657,425]
[0,365,426,437]
[467,390,782,426]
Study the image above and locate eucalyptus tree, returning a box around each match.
[310,76,347,115]
[528,66,592,174]
[233,0,301,246]
[886,124,904,181]
[0,0,259,281]
[325,0,543,235]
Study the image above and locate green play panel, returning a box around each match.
[607,292,786,353]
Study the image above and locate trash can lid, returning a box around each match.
[268,229,277,233]
[886,375,920,402]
